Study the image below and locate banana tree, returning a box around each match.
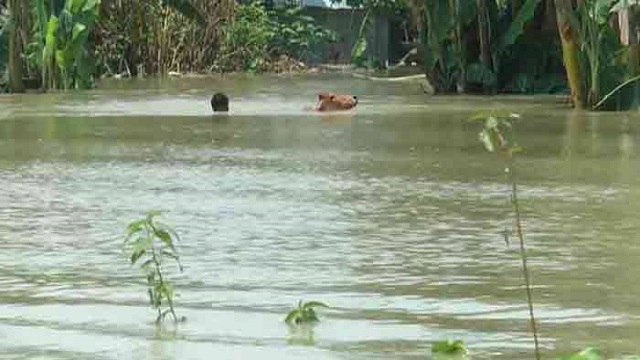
[554,0,585,107]
[33,0,101,90]
[417,0,542,94]
[554,0,640,110]
[7,0,24,92]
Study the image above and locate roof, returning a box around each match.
[302,0,352,8]
[274,0,355,9]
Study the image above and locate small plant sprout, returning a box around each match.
[470,112,522,157]
[431,339,469,359]
[124,210,184,324]
[284,300,329,325]
[470,112,540,360]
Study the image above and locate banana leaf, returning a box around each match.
[496,0,540,52]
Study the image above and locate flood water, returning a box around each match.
[1,74,640,360]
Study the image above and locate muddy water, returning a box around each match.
[1,74,640,359]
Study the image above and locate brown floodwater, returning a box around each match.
[1,73,640,359]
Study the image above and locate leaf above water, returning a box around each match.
[432,339,468,355]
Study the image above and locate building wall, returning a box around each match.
[303,8,390,65]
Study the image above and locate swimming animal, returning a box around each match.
[313,92,358,112]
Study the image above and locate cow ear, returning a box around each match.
[330,94,336,100]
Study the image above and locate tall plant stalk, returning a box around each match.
[124,210,184,324]
[506,156,540,360]
[7,0,24,92]
[471,112,541,360]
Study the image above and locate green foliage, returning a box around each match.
[0,5,8,86]
[431,339,468,356]
[470,112,540,360]
[466,62,498,89]
[574,0,621,106]
[269,2,335,60]
[351,36,367,63]
[496,0,539,51]
[284,300,329,325]
[350,10,370,67]
[124,210,184,324]
[35,0,48,58]
[421,0,478,92]
[219,1,273,72]
[469,112,521,154]
[33,0,101,90]
[418,0,564,94]
[218,1,334,72]
[499,39,566,94]
[566,0,640,110]
[489,0,568,94]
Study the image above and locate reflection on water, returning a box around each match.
[1,74,640,359]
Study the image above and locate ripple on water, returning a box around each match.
[0,83,639,359]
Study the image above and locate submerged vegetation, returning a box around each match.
[431,339,469,359]
[124,211,184,324]
[110,128,640,357]
[284,300,329,325]
[470,111,540,359]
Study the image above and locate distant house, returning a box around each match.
[275,0,398,66]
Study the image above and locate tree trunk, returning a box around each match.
[478,0,492,69]
[554,0,584,108]
[624,7,640,109]
[624,7,640,76]
[7,0,24,93]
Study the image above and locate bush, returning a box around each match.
[216,0,335,72]
[217,1,274,72]
[269,2,335,61]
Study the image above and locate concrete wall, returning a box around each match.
[303,8,390,65]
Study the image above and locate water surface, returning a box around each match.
[1,74,640,359]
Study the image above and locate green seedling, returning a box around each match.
[432,339,469,357]
[470,112,540,360]
[284,300,329,325]
[124,210,184,324]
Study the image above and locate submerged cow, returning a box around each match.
[313,92,358,112]
[210,92,359,113]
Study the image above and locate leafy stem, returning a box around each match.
[507,156,541,360]
[124,210,183,324]
[471,112,540,360]
[284,300,329,325]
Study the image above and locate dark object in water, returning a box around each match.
[211,92,229,112]
[313,92,358,111]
